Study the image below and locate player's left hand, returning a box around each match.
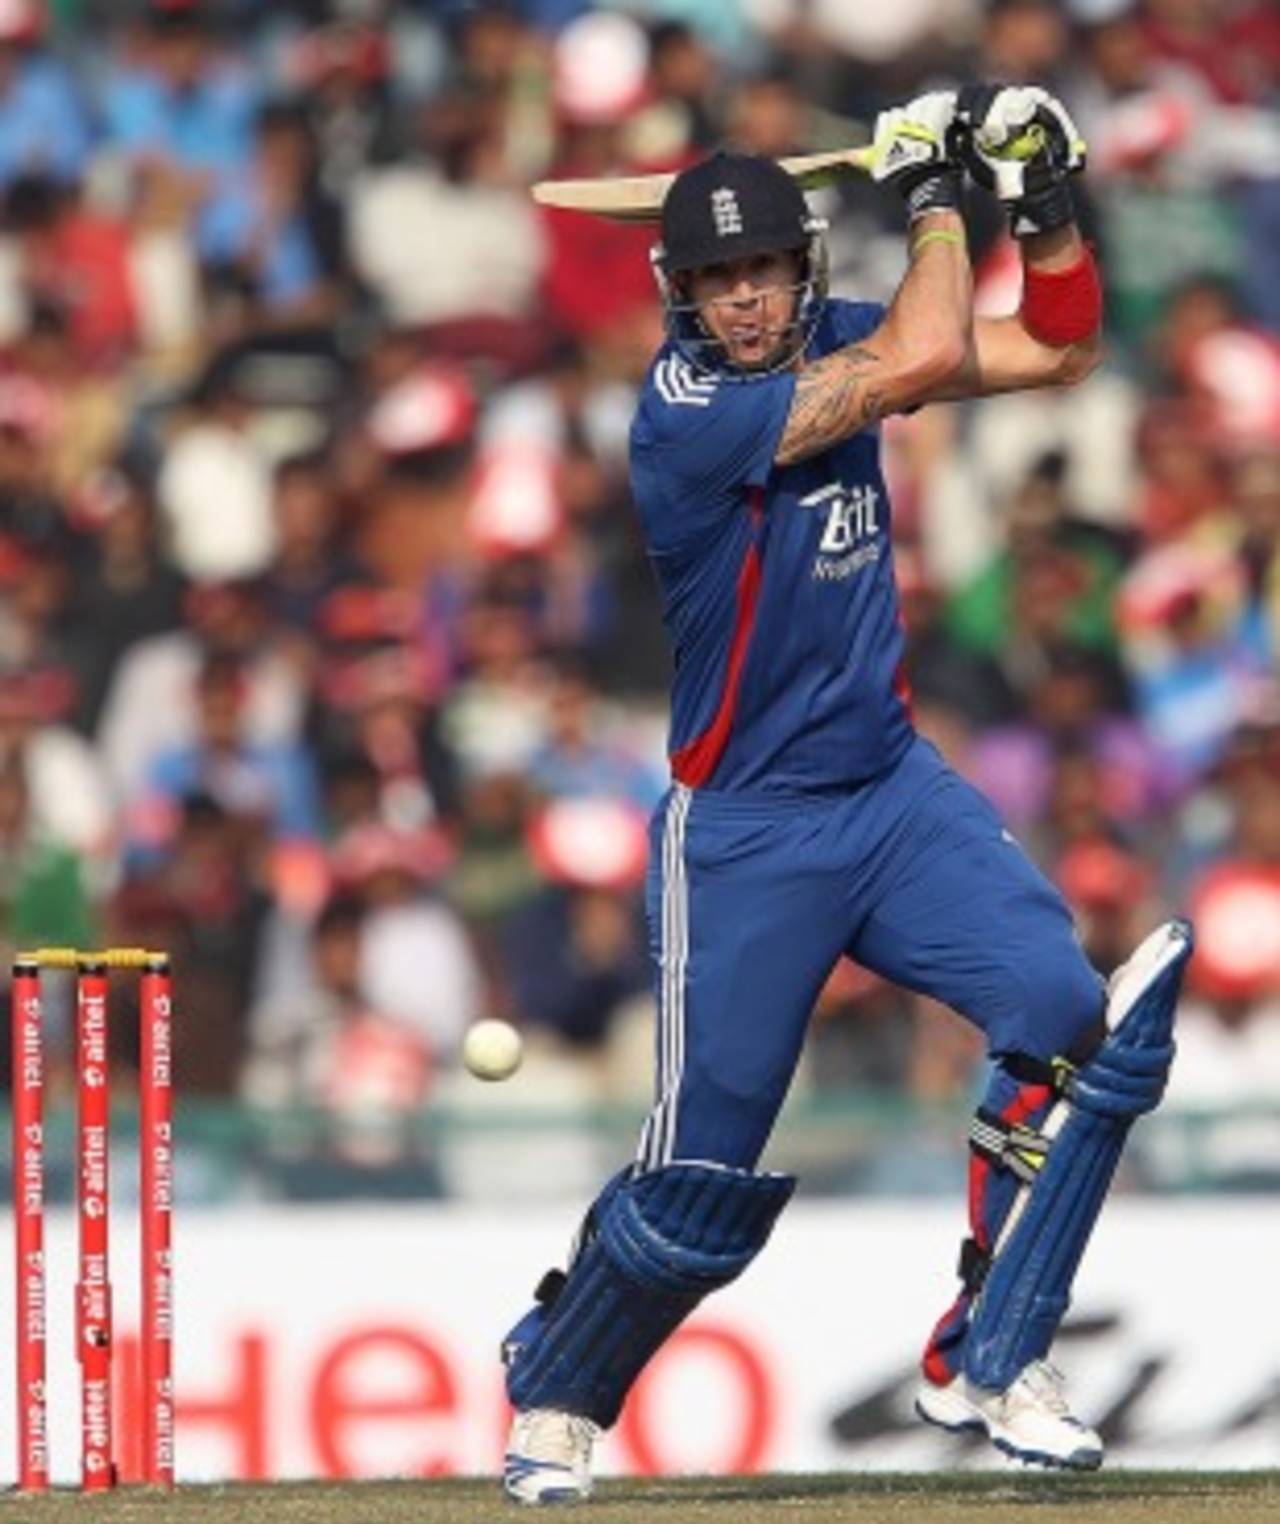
[956,83,1087,238]
[870,90,962,222]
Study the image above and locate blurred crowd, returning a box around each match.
[0,0,1276,1190]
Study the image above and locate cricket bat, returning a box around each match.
[531,147,876,223]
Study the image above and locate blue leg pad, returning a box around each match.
[504,1162,795,1426]
[965,921,1192,1391]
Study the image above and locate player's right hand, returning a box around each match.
[956,83,1087,238]
[870,91,962,222]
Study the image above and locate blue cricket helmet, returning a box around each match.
[651,151,828,377]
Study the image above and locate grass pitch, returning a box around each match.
[1,1472,1278,1524]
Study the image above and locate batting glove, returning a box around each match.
[870,91,962,222]
[956,83,1087,238]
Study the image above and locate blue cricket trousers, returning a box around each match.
[636,735,1103,1171]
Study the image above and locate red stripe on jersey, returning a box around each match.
[892,607,914,720]
[670,488,765,788]
[892,659,914,718]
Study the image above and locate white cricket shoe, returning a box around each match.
[503,1408,599,1505]
[915,1359,1103,1470]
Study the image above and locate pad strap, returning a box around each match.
[958,1234,992,1295]
[969,1107,1053,1187]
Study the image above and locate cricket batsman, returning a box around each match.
[500,84,1193,1503]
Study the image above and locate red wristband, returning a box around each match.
[1021,247,1103,348]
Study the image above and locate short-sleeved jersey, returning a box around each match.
[629,298,914,794]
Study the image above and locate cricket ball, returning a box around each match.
[462,1019,524,1082]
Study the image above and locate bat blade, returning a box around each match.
[531,147,875,223]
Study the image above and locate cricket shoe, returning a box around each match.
[915,1359,1103,1470]
[503,1408,599,1505]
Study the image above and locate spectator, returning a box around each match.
[1128,393,1229,543]
[647,20,721,151]
[804,961,921,1095]
[945,451,1129,686]
[112,790,270,1094]
[127,649,321,866]
[97,576,309,804]
[316,636,459,835]
[0,302,131,514]
[0,2,90,191]
[503,880,648,1051]
[1116,533,1270,788]
[264,449,352,635]
[0,751,95,967]
[156,349,277,581]
[1069,2,1280,348]
[444,585,552,781]
[284,18,405,197]
[199,100,345,326]
[979,0,1070,90]
[1234,447,1280,648]
[101,0,259,187]
[967,643,1162,846]
[527,659,664,809]
[123,156,206,376]
[0,176,136,367]
[0,513,81,680]
[0,643,115,869]
[243,892,434,1162]
[62,462,187,735]
[348,50,545,328]
[1159,851,1280,1186]
[1141,0,1275,106]
[330,820,481,1064]
[448,767,543,1005]
[1057,837,1158,972]
[897,544,1013,725]
[536,13,664,342]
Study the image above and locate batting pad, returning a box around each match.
[965,920,1192,1392]
[505,1161,795,1426]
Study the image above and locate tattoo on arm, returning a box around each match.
[775,344,887,465]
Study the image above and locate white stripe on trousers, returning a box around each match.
[638,784,691,1172]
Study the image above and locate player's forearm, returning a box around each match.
[885,210,973,386]
[1015,225,1103,381]
[1022,223,1086,273]
[775,214,970,466]
[933,230,1103,401]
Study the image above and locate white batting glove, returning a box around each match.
[870,91,962,222]
[957,83,1087,237]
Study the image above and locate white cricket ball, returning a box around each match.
[462,1019,524,1082]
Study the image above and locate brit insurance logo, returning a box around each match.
[801,480,883,581]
